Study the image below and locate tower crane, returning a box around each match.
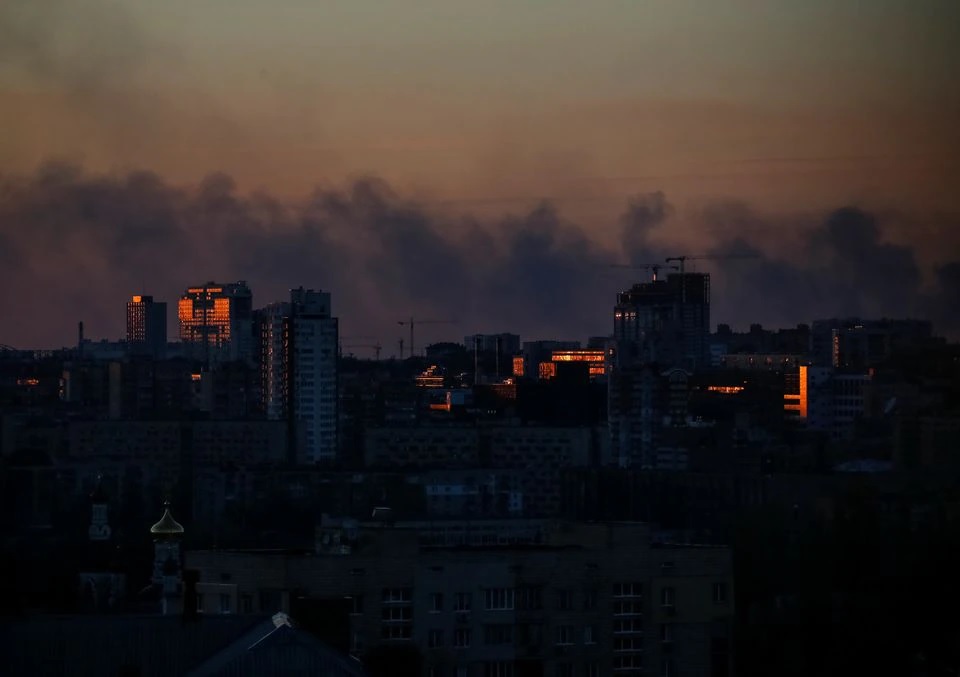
[605,262,679,282]
[664,252,758,302]
[339,336,376,357]
[397,318,456,359]
[664,252,758,276]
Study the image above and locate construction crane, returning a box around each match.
[397,318,456,359]
[341,343,382,360]
[605,262,678,282]
[664,253,758,276]
[664,253,759,302]
[339,336,376,357]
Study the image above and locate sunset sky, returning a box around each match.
[1,0,959,348]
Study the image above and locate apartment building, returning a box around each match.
[186,519,734,677]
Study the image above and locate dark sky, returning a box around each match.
[1,1,958,349]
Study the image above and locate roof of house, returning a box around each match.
[1,612,365,677]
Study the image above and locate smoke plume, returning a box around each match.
[0,162,957,350]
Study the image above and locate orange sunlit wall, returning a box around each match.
[513,356,525,378]
[539,362,557,380]
[179,288,232,348]
[550,350,606,378]
[799,365,809,419]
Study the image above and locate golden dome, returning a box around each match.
[150,502,184,537]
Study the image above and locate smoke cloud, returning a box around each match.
[0,162,957,350]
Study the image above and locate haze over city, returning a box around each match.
[2,0,959,346]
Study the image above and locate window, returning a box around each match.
[484,624,514,646]
[555,664,573,677]
[583,589,598,610]
[660,624,673,643]
[556,625,574,645]
[661,587,675,608]
[382,606,412,622]
[713,582,728,604]
[382,625,412,640]
[613,582,642,598]
[661,658,675,677]
[350,631,363,653]
[614,600,643,616]
[485,663,514,677]
[484,588,515,611]
[557,589,574,611]
[430,592,444,612]
[454,628,472,648]
[382,588,412,603]
[349,595,364,615]
[614,619,643,634]
[615,655,643,671]
[586,664,600,677]
[219,593,231,614]
[584,625,597,645]
[454,592,472,612]
[429,629,444,648]
[196,593,204,613]
[517,586,543,610]
[614,637,642,652]
[240,594,253,614]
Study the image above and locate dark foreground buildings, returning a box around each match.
[186,517,734,677]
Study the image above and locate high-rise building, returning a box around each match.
[257,288,339,464]
[810,317,935,368]
[257,301,290,422]
[126,295,167,359]
[609,274,710,467]
[178,282,253,364]
[613,273,710,370]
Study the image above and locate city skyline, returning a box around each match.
[1,0,958,347]
[1,183,957,351]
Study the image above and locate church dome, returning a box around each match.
[150,502,184,537]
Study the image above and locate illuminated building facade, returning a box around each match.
[126,295,167,359]
[178,282,253,364]
[514,340,581,381]
[257,288,339,464]
[550,349,607,379]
